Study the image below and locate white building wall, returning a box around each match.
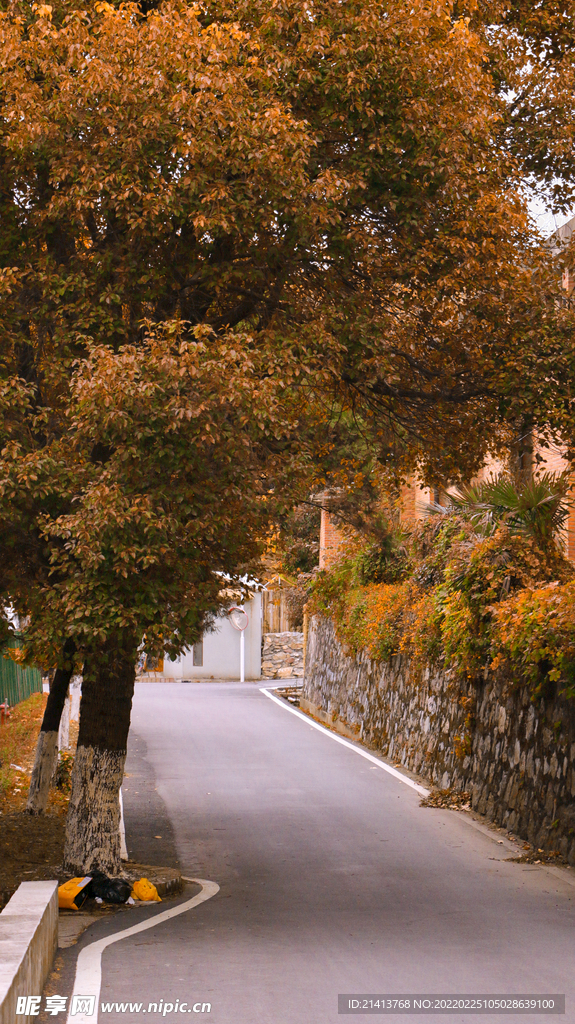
[162,593,262,680]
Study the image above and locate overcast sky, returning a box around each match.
[530,197,575,239]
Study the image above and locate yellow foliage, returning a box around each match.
[491,582,575,696]
[312,517,575,697]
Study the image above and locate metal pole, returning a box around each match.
[240,629,245,683]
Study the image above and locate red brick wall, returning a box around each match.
[398,481,433,526]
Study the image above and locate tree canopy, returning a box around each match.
[0,322,307,666]
[0,0,574,656]
[204,0,575,482]
[2,1,574,507]
[1,0,574,653]
[0,0,321,665]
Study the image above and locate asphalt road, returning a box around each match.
[101,680,575,1023]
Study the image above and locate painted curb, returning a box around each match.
[66,878,219,1024]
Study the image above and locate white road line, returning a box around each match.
[65,878,219,1023]
[260,687,429,797]
[261,689,575,890]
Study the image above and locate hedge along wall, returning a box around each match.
[303,614,575,865]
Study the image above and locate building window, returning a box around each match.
[193,641,203,667]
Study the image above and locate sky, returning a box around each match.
[530,197,575,239]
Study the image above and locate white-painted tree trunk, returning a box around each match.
[119,787,128,861]
[58,695,70,750]
[62,634,136,874]
[26,642,76,815]
[25,731,59,815]
[70,676,82,721]
[63,745,126,875]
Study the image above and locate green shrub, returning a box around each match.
[310,508,575,695]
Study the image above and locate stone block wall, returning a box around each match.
[262,632,304,679]
[303,614,575,864]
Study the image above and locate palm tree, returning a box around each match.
[425,472,572,549]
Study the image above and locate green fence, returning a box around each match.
[0,640,42,707]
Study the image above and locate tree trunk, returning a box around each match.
[510,418,534,485]
[26,640,76,815]
[63,634,137,876]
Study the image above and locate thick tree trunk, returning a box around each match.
[26,640,76,815]
[63,634,137,876]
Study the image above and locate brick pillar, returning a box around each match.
[319,508,345,569]
[398,480,434,527]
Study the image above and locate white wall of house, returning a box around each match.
[161,593,262,680]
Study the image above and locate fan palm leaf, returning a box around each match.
[424,472,572,548]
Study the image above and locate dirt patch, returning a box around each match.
[0,811,66,909]
[0,814,184,912]
[0,694,182,912]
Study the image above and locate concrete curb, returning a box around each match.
[0,880,58,1024]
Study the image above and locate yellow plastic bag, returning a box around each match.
[58,876,92,910]
[131,878,161,902]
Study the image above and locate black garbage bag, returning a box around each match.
[87,870,132,904]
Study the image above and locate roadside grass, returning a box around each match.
[0,692,69,815]
[0,692,74,909]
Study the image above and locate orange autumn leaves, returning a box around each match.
[312,519,575,698]
[1,0,575,667]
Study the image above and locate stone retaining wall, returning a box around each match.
[303,614,575,864]
[261,632,304,679]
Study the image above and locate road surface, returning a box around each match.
[82,681,575,1022]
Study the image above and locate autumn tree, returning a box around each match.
[211,0,575,484]
[1,0,574,870]
[0,0,322,869]
[1,319,308,868]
